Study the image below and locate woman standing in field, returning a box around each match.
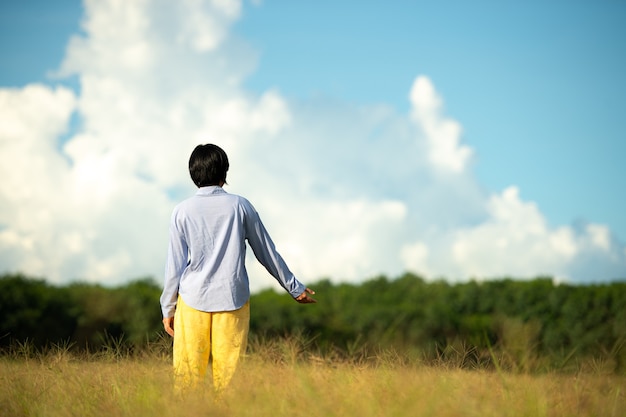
[160,144,316,393]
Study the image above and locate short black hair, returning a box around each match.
[188,144,229,187]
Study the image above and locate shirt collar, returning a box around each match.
[196,186,226,196]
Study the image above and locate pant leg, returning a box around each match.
[173,295,212,392]
[211,301,250,392]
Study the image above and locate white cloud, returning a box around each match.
[0,0,624,288]
[401,241,430,277]
[409,76,473,173]
[0,85,77,276]
[586,224,611,251]
[448,186,577,278]
[177,0,242,52]
[413,186,625,282]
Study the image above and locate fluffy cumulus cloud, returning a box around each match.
[409,76,472,173]
[1,0,624,289]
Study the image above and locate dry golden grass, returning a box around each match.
[0,344,624,417]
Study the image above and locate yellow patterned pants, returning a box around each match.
[173,295,250,393]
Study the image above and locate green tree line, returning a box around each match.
[251,274,626,368]
[1,272,625,369]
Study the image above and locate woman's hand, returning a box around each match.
[296,288,317,304]
[162,317,175,337]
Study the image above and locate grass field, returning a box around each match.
[1,341,624,417]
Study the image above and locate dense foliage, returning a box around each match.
[251,274,626,368]
[0,274,161,350]
[1,272,625,369]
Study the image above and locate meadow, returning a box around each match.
[2,274,625,416]
[1,339,624,417]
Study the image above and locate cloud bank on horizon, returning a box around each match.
[1,0,624,290]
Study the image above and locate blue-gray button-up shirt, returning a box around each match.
[160,186,305,318]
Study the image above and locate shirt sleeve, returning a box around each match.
[160,207,189,318]
[243,200,306,298]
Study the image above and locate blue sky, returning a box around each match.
[1,0,625,286]
[238,1,626,239]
